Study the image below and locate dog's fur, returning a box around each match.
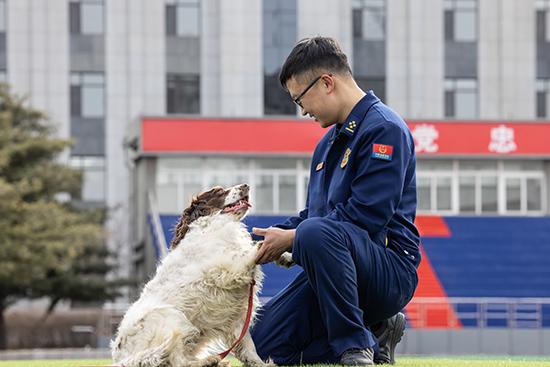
[111,184,269,367]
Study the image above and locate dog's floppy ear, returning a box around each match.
[170,198,211,250]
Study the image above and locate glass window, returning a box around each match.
[181,173,202,209]
[436,177,452,211]
[505,177,521,212]
[81,1,104,35]
[256,175,274,213]
[70,1,104,35]
[70,72,105,118]
[176,4,199,36]
[166,73,200,114]
[263,0,297,115]
[206,174,248,190]
[279,175,297,213]
[536,0,550,41]
[454,9,476,41]
[353,0,386,41]
[445,78,478,118]
[459,160,497,171]
[69,156,105,202]
[417,177,431,211]
[536,79,549,118]
[157,182,179,214]
[527,178,543,211]
[459,176,475,212]
[444,0,477,42]
[481,176,497,213]
[417,160,453,171]
[0,0,5,33]
[166,0,200,37]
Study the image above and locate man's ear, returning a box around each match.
[322,74,335,93]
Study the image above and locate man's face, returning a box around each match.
[286,74,335,128]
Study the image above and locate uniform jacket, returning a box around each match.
[277,91,421,268]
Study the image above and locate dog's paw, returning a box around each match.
[202,355,222,367]
[275,252,294,268]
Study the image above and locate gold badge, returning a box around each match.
[345,120,357,133]
[316,162,324,171]
[341,148,352,168]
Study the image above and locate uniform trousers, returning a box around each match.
[251,217,417,365]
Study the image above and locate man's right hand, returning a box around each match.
[253,227,295,265]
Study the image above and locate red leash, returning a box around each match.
[218,279,256,359]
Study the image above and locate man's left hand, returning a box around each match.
[253,227,295,264]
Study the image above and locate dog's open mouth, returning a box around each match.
[222,196,251,213]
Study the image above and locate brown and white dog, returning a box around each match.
[111,184,269,367]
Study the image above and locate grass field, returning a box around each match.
[1,356,550,367]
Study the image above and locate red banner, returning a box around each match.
[141,118,550,156]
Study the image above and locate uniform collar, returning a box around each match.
[330,90,380,141]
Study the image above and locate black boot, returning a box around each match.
[340,348,375,366]
[372,312,406,365]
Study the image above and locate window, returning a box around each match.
[417,160,546,215]
[536,79,549,118]
[263,0,297,115]
[155,157,311,215]
[70,72,105,118]
[69,156,105,202]
[444,0,477,42]
[353,0,385,41]
[445,78,477,118]
[0,0,5,33]
[166,0,200,37]
[69,0,104,35]
[536,0,550,42]
[0,70,6,83]
[356,77,385,103]
[166,73,200,114]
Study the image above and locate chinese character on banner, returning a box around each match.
[412,124,439,153]
[488,125,517,154]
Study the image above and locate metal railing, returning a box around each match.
[406,297,550,328]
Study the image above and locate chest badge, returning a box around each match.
[341,148,352,168]
[316,161,324,171]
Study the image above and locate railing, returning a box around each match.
[406,297,550,329]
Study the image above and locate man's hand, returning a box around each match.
[253,227,295,265]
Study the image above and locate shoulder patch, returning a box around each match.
[371,144,393,161]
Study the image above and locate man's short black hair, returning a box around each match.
[278,36,352,89]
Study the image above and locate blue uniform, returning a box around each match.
[251,91,420,365]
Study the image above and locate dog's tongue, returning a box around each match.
[223,199,251,213]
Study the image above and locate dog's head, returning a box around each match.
[170,183,251,249]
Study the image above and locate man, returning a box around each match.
[251,36,420,366]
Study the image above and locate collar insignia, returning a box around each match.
[345,120,357,134]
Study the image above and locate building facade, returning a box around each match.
[1,0,549,298]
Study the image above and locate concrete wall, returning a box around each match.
[105,0,165,280]
[386,0,444,119]
[202,0,262,117]
[479,0,536,119]
[398,328,550,356]
[7,0,69,141]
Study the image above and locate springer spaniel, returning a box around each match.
[111,184,269,367]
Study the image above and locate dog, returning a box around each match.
[111,184,270,367]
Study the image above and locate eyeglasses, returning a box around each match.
[293,75,322,108]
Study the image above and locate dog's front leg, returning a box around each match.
[226,331,274,367]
